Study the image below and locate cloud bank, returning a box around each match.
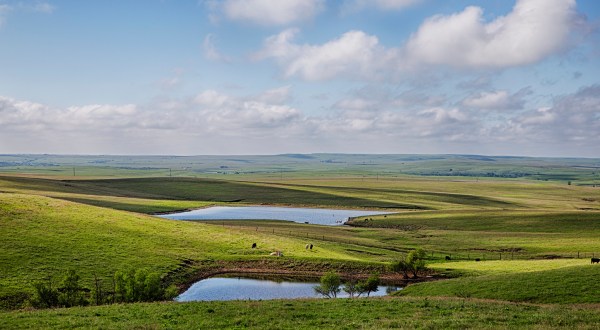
[2,83,599,156]
[257,0,580,81]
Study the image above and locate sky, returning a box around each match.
[0,0,599,157]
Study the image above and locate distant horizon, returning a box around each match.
[1,152,599,160]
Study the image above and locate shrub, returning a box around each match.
[314,272,341,298]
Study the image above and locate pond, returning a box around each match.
[159,206,392,226]
[176,275,402,301]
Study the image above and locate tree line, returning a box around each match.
[32,269,178,309]
[315,249,428,298]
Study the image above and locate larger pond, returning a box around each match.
[159,206,392,226]
[176,275,401,301]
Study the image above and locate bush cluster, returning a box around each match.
[314,272,380,298]
[31,269,178,309]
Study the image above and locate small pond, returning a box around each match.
[159,206,392,226]
[176,275,402,302]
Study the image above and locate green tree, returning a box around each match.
[407,249,427,278]
[32,277,59,308]
[58,270,87,307]
[343,279,361,298]
[362,273,380,297]
[390,249,428,279]
[314,272,341,298]
[113,271,127,303]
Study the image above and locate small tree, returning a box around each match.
[390,249,428,279]
[32,277,59,308]
[407,249,427,278]
[389,259,410,278]
[58,270,86,307]
[91,273,106,306]
[314,272,341,298]
[113,271,127,303]
[343,279,361,298]
[362,273,380,297]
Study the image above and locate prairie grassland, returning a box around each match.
[0,193,370,308]
[2,296,600,329]
[401,263,600,304]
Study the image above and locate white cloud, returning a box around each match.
[222,0,324,26]
[202,34,231,62]
[1,85,599,155]
[256,29,396,80]
[463,91,511,109]
[404,0,577,69]
[255,85,292,104]
[492,85,600,145]
[257,0,581,81]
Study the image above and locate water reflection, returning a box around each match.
[159,206,392,226]
[176,276,402,301]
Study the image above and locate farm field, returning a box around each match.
[1,154,600,328]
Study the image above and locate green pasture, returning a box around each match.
[1,153,600,327]
[0,193,370,309]
[2,297,600,329]
[401,262,600,304]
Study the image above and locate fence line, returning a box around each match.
[216,222,598,261]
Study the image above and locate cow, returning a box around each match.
[310,244,313,250]
[251,243,257,249]
[305,244,309,249]
[591,258,600,264]
[445,256,451,261]
[475,258,481,262]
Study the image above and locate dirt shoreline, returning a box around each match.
[168,259,439,294]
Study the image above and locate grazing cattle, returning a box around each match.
[475,258,481,262]
[310,244,313,250]
[445,256,451,261]
[251,243,257,249]
[305,244,309,249]
[591,258,600,264]
[270,251,283,257]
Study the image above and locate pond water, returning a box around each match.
[159,206,391,226]
[176,276,401,302]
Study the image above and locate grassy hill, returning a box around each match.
[1,154,600,327]
[0,193,368,309]
[401,262,600,304]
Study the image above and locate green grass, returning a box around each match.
[430,259,592,276]
[2,297,600,329]
[401,263,600,304]
[2,156,600,326]
[0,193,370,309]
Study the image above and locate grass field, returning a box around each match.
[2,154,600,327]
[3,297,600,329]
[0,193,378,309]
[401,263,600,304]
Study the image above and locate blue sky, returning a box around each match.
[0,0,599,156]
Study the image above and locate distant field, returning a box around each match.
[1,154,599,184]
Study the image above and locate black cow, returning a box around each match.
[310,244,313,250]
[445,256,451,261]
[252,243,257,249]
[591,258,600,264]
